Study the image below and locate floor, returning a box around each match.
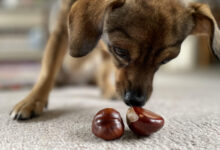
[0,70,220,150]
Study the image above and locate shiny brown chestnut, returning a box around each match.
[92,108,124,140]
[126,107,164,136]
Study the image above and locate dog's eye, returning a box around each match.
[113,47,129,59]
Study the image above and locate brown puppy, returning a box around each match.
[10,0,220,120]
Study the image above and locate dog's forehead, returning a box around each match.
[105,0,190,47]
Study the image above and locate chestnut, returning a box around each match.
[92,108,124,140]
[126,107,164,136]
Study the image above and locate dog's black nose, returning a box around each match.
[123,90,146,106]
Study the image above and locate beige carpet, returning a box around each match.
[0,70,220,150]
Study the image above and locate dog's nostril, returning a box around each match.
[123,90,147,107]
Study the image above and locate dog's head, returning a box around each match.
[68,0,220,106]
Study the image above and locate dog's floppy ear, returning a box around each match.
[68,0,125,57]
[189,3,220,59]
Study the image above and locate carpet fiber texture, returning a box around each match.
[0,71,220,150]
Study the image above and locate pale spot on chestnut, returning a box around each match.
[126,107,164,136]
[126,107,139,122]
